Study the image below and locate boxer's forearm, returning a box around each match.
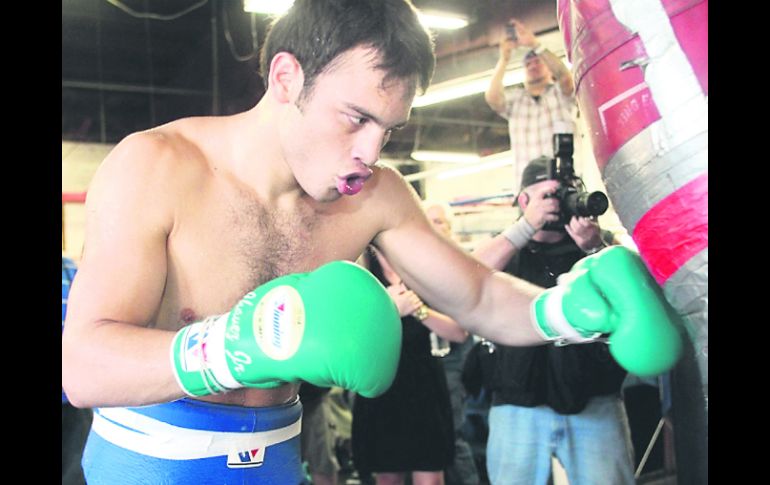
[62,322,183,408]
[451,271,547,346]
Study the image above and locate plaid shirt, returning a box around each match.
[500,83,576,193]
[62,257,77,403]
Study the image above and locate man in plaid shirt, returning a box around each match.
[485,18,576,193]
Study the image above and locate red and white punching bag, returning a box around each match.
[557,0,708,420]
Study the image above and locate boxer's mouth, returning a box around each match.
[337,169,373,196]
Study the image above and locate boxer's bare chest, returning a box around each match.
[156,185,372,332]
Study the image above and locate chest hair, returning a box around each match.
[226,193,318,293]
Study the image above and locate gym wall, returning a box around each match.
[62,141,114,262]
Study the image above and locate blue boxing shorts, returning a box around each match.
[82,396,304,484]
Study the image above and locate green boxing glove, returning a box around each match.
[532,246,683,377]
[171,261,402,398]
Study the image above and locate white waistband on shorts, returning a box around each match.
[92,406,302,461]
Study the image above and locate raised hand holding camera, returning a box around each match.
[506,19,538,48]
[564,216,605,254]
[521,180,562,230]
[505,23,518,42]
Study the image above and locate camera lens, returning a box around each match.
[564,190,609,217]
[580,191,609,217]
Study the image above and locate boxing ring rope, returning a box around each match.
[62,192,87,251]
[448,192,515,207]
[62,192,87,204]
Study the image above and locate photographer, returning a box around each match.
[471,156,636,485]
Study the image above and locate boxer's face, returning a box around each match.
[281,46,415,203]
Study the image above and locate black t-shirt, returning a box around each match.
[490,236,627,414]
[298,382,331,403]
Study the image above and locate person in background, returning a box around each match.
[485,18,575,193]
[352,239,470,485]
[299,382,341,485]
[472,156,635,485]
[62,256,92,485]
[423,201,480,485]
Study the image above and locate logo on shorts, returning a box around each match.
[227,447,265,468]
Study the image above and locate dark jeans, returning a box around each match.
[445,368,480,485]
[62,403,92,485]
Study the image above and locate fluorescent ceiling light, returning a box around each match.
[243,0,293,14]
[413,69,525,108]
[404,150,513,182]
[243,1,468,31]
[242,1,565,111]
[436,150,513,180]
[436,157,512,180]
[418,11,468,30]
[413,52,569,108]
[411,150,480,164]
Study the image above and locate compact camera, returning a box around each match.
[505,23,517,41]
[544,133,609,230]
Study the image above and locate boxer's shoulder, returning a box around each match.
[367,163,430,228]
[106,123,227,205]
[95,126,201,190]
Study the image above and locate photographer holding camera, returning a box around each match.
[471,153,636,485]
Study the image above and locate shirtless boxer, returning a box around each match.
[61,1,682,483]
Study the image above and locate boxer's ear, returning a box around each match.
[268,52,305,105]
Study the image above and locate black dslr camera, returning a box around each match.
[544,133,609,231]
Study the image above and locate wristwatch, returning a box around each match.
[585,243,606,255]
[413,304,429,321]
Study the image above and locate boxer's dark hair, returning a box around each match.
[260,0,435,100]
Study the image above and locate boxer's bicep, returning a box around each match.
[370,173,485,322]
[62,136,179,407]
[71,135,173,330]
